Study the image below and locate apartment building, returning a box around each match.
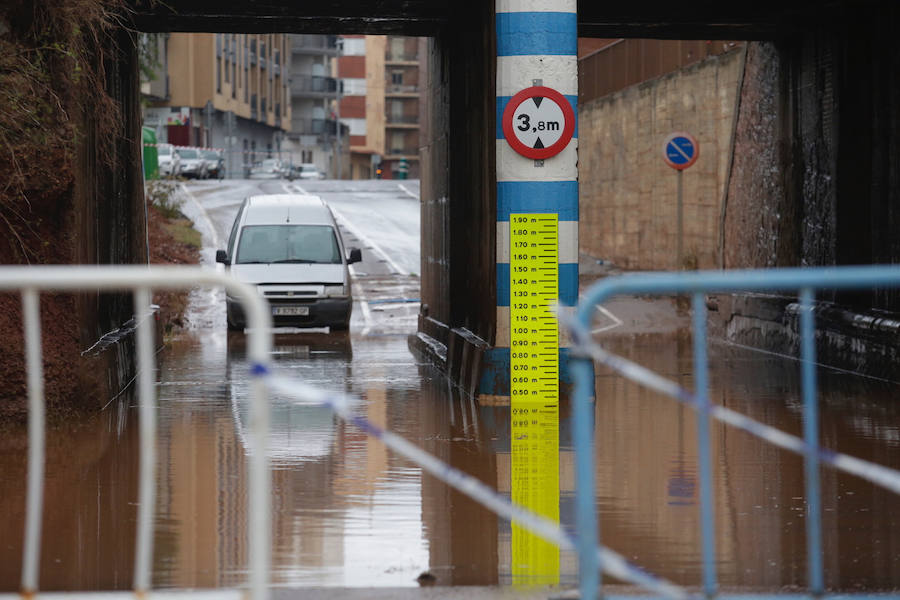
[284,34,349,179]
[142,33,292,177]
[382,36,425,179]
[337,35,425,180]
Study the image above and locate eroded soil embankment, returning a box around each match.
[0,0,168,423]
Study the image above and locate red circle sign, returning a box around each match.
[502,86,575,160]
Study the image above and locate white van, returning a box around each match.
[216,194,361,331]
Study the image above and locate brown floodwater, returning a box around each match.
[1,327,899,592]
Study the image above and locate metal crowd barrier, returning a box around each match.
[0,266,273,600]
[566,265,900,600]
[8,265,900,600]
[2,265,686,600]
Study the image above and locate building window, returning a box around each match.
[216,58,222,93]
[391,71,403,85]
[244,68,249,102]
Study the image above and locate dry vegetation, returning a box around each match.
[0,0,121,264]
[0,1,202,423]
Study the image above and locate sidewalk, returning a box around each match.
[578,253,690,337]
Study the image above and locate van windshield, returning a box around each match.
[236,225,341,264]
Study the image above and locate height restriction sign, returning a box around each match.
[502,86,575,160]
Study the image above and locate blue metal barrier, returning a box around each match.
[567,265,900,600]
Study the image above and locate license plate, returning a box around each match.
[272,306,309,316]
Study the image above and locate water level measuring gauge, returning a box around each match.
[509,213,559,402]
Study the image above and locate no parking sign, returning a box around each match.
[662,132,699,170]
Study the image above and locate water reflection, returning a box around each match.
[594,333,900,589]
[510,399,559,585]
[0,404,139,591]
[2,329,899,592]
[227,331,352,465]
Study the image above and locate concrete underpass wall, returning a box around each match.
[719,8,900,375]
[416,0,496,396]
[579,48,743,270]
[726,11,900,313]
[75,28,147,400]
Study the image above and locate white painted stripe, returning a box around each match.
[179,183,221,248]
[592,304,624,334]
[497,220,578,263]
[497,0,576,13]
[349,264,374,335]
[397,183,418,199]
[330,207,408,276]
[497,55,577,96]
[497,140,578,181]
[496,305,575,347]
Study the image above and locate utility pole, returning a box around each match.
[334,38,343,180]
[226,111,235,179]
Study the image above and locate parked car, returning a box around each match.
[249,158,286,179]
[202,149,225,179]
[295,163,323,180]
[215,194,362,331]
[177,148,209,179]
[157,143,181,177]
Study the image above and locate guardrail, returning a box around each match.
[565,265,900,600]
[0,266,272,600]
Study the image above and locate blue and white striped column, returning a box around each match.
[480,0,578,397]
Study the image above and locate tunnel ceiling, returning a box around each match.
[130,0,869,38]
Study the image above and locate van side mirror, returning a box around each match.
[347,248,362,264]
[216,250,229,265]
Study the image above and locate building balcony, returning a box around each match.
[292,34,340,55]
[291,117,340,137]
[385,84,419,97]
[385,148,419,160]
[385,52,419,64]
[291,75,339,98]
[385,114,419,128]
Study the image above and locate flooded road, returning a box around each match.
[1,179,899,593]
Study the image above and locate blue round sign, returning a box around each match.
[662,132,699,170]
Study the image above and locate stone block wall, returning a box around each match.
[579,48,743,270]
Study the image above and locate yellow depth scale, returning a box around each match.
[509,213,559,401]
[509,213,560,584]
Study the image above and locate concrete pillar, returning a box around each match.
[479,0,578,399]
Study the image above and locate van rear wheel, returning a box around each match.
[226,304,244,331]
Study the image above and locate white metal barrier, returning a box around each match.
[0,266,272,600]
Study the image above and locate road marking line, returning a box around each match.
[330,207,408,276]
[591,304,623,334]
[179,183,221,249]
[282,182,309,195]
[397,183,418,199]
[349,264,373,335]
